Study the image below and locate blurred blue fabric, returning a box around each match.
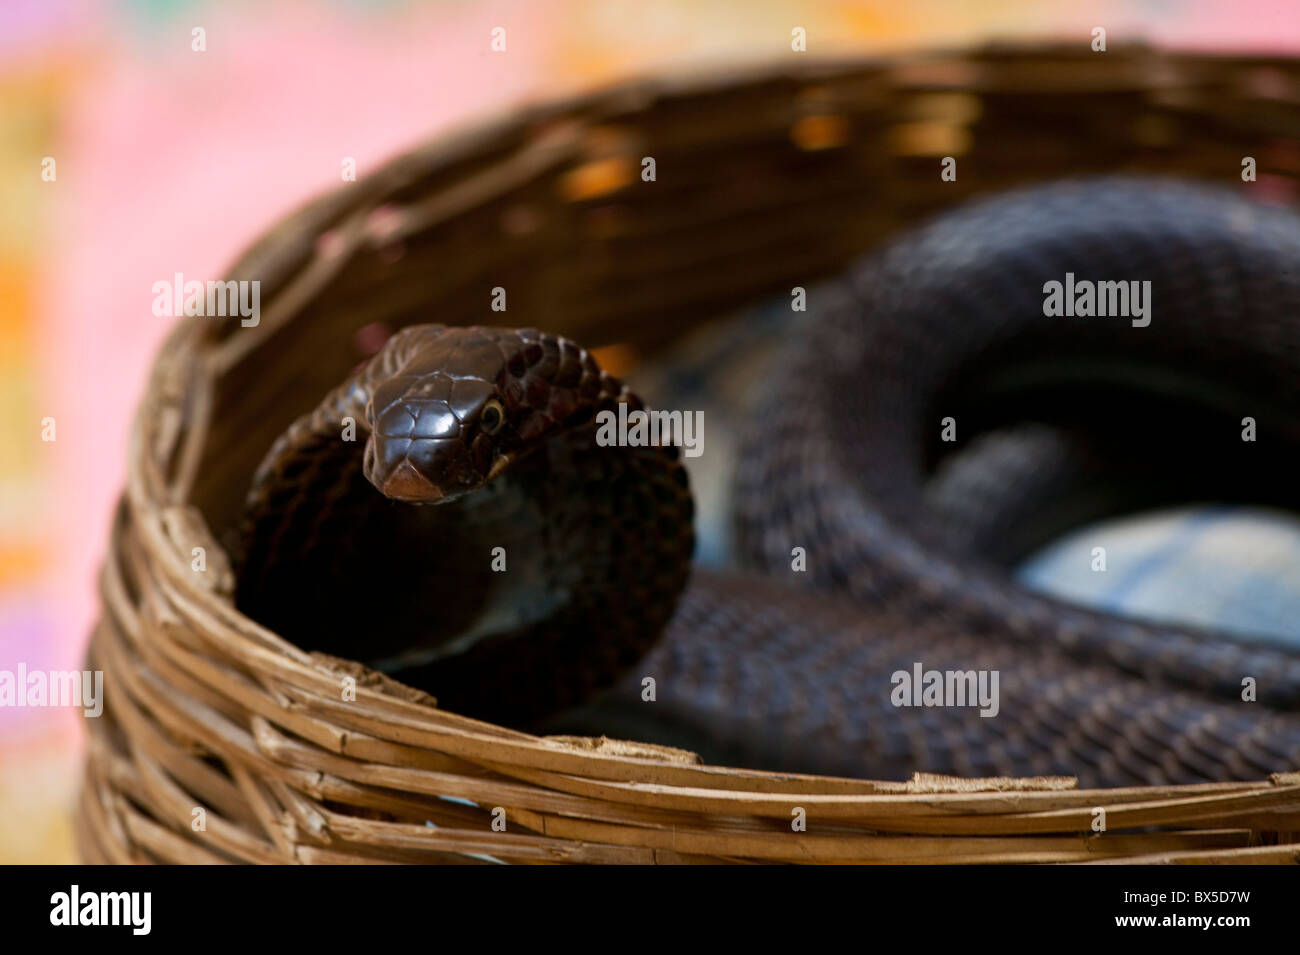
[1022,505,1300,648]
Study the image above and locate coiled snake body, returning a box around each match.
[237,178,1300,788]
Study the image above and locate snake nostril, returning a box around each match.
[361,441,375,480]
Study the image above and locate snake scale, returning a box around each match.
[236,177,1300,788]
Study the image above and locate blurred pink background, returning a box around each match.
[2,0,1297,862]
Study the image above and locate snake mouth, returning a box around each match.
[379,461,444,502]
[378,452,516,503]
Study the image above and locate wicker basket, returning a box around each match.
[80,43,1300,864]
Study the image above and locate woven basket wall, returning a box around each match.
[80,43,1300,864]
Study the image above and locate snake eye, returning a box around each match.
[480,399,505,436]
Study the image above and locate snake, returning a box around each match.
[235,177,1300,788]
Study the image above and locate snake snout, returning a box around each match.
[366,436,482,503]
[378,459,443,502]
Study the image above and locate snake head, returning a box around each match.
[361,325,618,503]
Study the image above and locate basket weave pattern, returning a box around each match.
[80,44,1300,864]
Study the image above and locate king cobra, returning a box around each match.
[236,178,1300,788]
